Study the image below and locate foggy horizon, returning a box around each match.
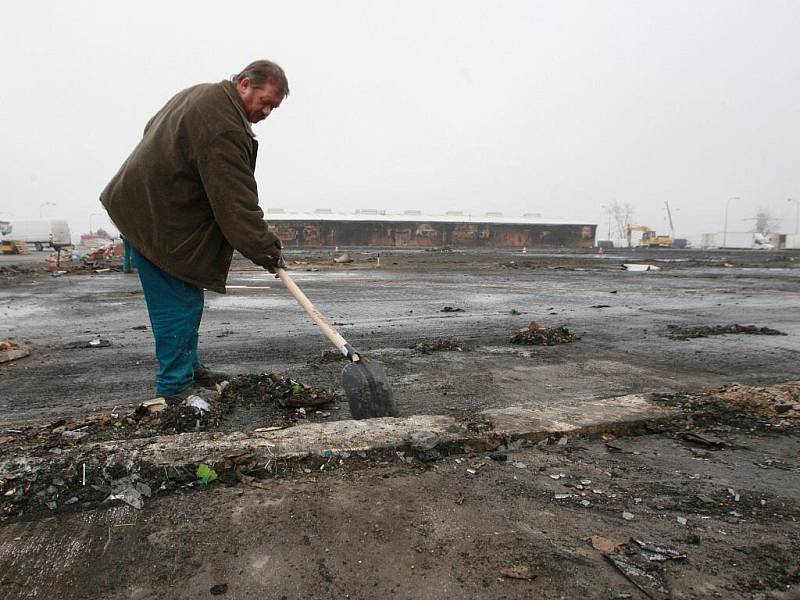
[2,1,799,244]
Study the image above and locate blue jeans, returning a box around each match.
[130,245,203,396]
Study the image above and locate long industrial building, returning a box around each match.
[266,209,596,249]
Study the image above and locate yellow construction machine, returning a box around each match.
[626,225,674,248]
[626,202,677,247]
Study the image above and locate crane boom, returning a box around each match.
[664,201,675,238]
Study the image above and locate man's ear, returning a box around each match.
[237,77,251,94]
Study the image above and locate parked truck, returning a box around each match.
[0,220,72,251]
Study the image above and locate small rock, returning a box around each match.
[677,516,688,525]
[558,436,569,446]
[489,452,507,462]
[46,501,57,510]
[622,511,635,521]
[512,462,527,469]
[409,430,439,451]
[581,500,591,507]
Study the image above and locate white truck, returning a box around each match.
[1,220,72,251]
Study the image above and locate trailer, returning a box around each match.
[1,220,71,251]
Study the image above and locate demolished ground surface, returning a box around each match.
[1,248,798,598]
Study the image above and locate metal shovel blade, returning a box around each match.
[341,358,398,419]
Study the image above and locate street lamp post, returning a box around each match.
[39,202,56,218]
[723,197,740,248]
[789,198,799,235]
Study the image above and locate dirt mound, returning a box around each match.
[667,324,787,340]
[411,339,472,354]
[222,373,339,409]
[510,322,580,346]
[216,373,342,432]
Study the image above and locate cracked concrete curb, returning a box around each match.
[1,395,677,478]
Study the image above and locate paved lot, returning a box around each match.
[1,248,799,425]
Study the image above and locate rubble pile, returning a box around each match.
[0,452,195,519]
[222,373,339,409]
[0,338,30,364]
[510,321,580,346]
[411,339,472,354]
[667,323,787,340]
[0,264,39,277]
[655,382,800,427]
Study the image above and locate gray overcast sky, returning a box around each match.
[1,0,799,242]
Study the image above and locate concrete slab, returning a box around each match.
[0,396,677,480]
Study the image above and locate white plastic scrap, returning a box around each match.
[107,486,144,509]
[185,395,210,413]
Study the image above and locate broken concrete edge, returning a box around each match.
[0,395,677,482]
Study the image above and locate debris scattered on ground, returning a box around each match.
[411,339,472,354]
[606,552,669,599]
[510,321,580,346]
[587,535,626,555]
[224,372,339,410]
[498,565,537,580]
[666,323,787,340]
[680,431,728,449]
[218,372,341,430]
[196,464,218,484]
[210,583,229,595]
[408,430,439,451]
[333,252,353,264]
[653,382,800,426]
[63,338,112,349]
[631,538,687,562]
[440,306,465,313]
[0,338,30,363]
[622,263,660,272]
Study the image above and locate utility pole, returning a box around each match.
[723,197,739,247]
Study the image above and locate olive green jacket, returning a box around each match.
[100,80,280,293]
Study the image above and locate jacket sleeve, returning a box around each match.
[196,131,281,268]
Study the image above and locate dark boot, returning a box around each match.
[193,365,230,389]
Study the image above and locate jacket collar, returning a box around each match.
[221,80,256,138]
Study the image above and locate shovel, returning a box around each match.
[275,268,397,420]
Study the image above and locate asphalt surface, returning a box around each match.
[1,248,799,425]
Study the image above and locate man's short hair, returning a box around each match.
[232,60,290,97]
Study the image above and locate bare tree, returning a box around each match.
[605,200,635,240]
[752,207,780,234]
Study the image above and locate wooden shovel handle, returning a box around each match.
[275,268,360,361]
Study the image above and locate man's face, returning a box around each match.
[235,78,284,124]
